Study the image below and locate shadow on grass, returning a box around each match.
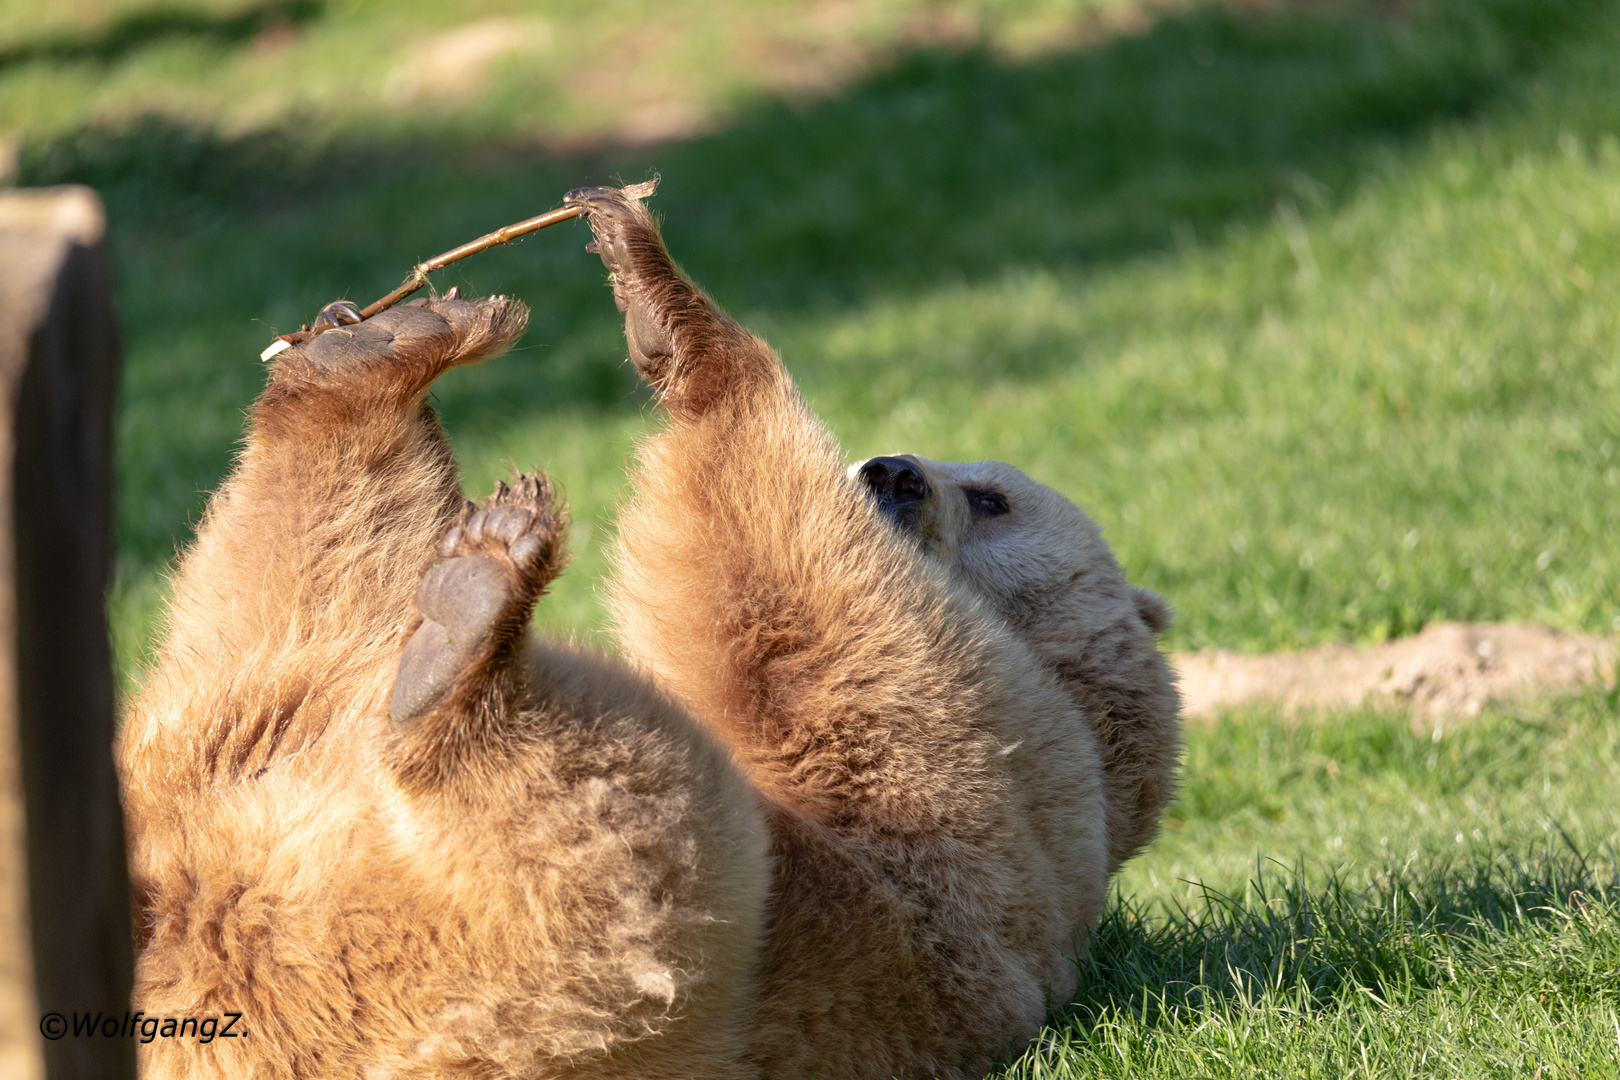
[15,0,1612,569]
[0,0,324,72]
[29,0,1604,299]
[1009,836,1619,1070]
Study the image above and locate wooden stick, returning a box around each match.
[261,204,584,359]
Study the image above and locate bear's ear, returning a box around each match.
[1132,586,1173,635]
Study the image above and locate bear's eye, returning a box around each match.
[965,488,1010,518]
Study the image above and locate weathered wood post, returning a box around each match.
[0,185,133,1080]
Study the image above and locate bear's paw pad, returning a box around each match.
[389,474,568,725]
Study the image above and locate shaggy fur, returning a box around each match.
[119,297,769,1080]
[572,184,1169,1076]
[850,455,1181,871]
[118,185,1179,1080]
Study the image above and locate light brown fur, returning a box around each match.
[575,184,1169,1076]
[118,184,1178,1080]
[849,455,1181,871]
[120,297,769,1080]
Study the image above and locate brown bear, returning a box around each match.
[117,183,1179,1080]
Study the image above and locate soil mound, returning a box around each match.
[1174,621,1617,726]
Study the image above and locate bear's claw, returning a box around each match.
[311,299,365,331]
[436,474,565,585]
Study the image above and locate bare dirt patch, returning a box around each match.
[1174,622,1617,726]
[383,17,555,107]
[542,1,1168,151]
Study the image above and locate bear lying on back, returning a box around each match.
[118,183,1179,1080]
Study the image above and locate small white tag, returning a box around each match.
[260,339,293,361]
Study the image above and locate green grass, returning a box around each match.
[0,0,1145,144]
[9,0,1619,674]
[4,0,1617,1070]
[995,689,1620,1077]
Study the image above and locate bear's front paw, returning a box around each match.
[565,182,688,385]
[564,180,660,281]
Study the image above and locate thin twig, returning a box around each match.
[262,204,584,358]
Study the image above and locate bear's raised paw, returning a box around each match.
[389,474,569,727]
[565,183,775,417]
[265,291,529,412]
[564,184,686,385]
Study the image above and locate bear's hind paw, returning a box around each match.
[389,474,569,727]
[274,293,528,395]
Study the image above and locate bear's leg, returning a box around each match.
[130,294,526,773]
[566,184,1033,806]
[571,185,1113,1077]
[566,184,980,804]
[161,296,524,662]
[388,472,569,785]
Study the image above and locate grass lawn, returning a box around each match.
[5,0,1617,1071]
[1007,689,1620,1077]
[9,0,1619,669]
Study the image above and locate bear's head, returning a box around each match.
[854,453,1181,868]
[853,454,1170,636]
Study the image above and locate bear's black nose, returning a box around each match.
[859,456,929,512]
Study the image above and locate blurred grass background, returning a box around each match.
[7,0,1617,1072]
[4,0,1618,678]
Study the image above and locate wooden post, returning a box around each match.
[0,186,132,1080]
